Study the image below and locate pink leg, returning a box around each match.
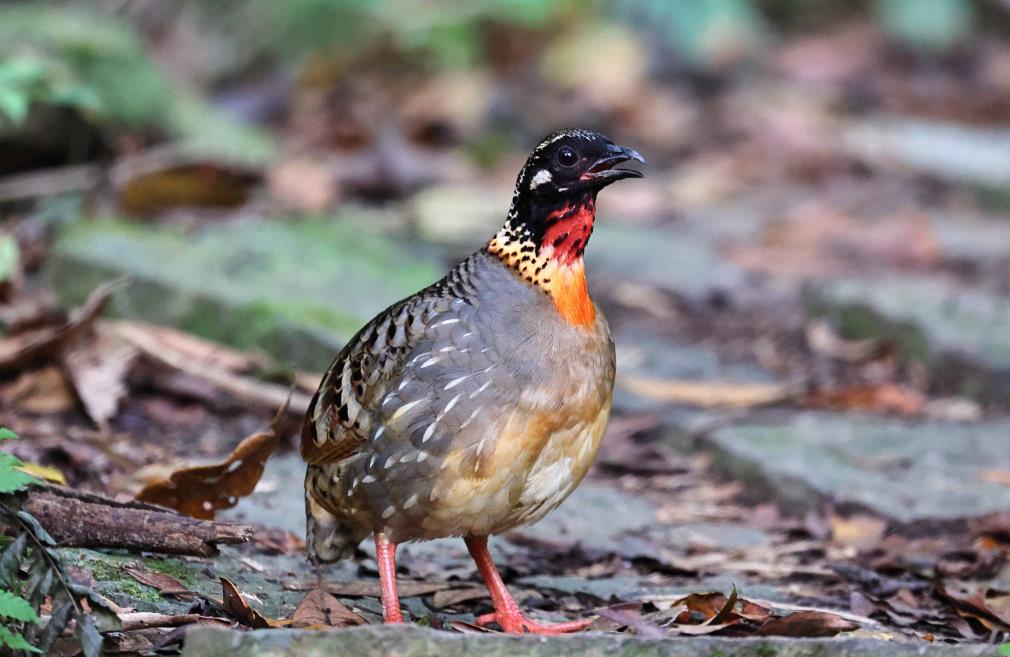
[464,536,590,634]
[375,532,404,623]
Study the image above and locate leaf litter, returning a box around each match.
[5,10,1010,650]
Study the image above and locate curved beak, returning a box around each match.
[581,143,646,186]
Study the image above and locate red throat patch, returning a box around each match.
[486,198,598,327]
[541,201,595,265]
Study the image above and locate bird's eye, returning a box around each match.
[557,146,578,167]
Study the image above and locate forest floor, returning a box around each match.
[3,7,1010,655]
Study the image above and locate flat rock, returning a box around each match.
[843,115,1010,190]
[181,624,991,656]
[45,217,444,370]
[808,274,1010,400]
[704,411,1010,524]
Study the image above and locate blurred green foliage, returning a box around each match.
[251,0,578,68]
[612,0,766,63]
[0,0,988,161]
[874,0,975,52]
[0,4,273,162]
[0,5,170,128]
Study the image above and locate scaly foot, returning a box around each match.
[473,611,591,634]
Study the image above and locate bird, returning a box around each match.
[301,128,644,634]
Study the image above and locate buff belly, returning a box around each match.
[412,402,612,540]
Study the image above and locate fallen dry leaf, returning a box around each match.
[937,582,1010,630]
[829,513,888,548]
[0,279,122,373]
[597,604,665,639]
[109,320,310,416]
[802,383,925,416]
[123,563,193,598]
[285,579,453,599]
[290,589,366,628]
[432,586,489,609]
[116,612,232,632]
[268,158,338,213]
[757,610,858,637]
[15,461,66,485]
[619,376,792,408]
[64,326,138,428]
[979,469,1010,487]
[3,365,76,413]
[220,577,284,629]
[669,590,738,624]
[135,420,281,520]
[112,321,267,373]
[805,321,877,362]
[116,159,255,215]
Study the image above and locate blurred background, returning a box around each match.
[2,0,1010,646]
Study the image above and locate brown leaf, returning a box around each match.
[596,605,665,639]
[135,421,280,520]
[117,611,231,631]
[108,320,310,416]
[805,321,877,362]
[64,326,138,428]
[268,158,338,213]
[252,529,306,555]
[123,563,192,598]
[432,586,489,609]
[220,577,283,629]
[757,610,858,637]
[114,321,266,373]
[938,582,1010,629]
[290,589,366,628]
[666,622,735,636]
[801,383,925,416]
[3,365,76,413]
[285,579,452,599]
[709,585,739,625]
[670,591,734,624]
[979,469,1010,487]
[829,513,888,548]
[620,376,792,409]
[117,160,255,214]
[0,279,122,373]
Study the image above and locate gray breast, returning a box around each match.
[333,251,611,539]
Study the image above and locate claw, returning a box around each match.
[473,611,591,634]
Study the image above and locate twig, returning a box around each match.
[115,612,231,632]
[0,164,101,203]
[0,500,83,615]
[107,321,311,416]
[3,486,253,556]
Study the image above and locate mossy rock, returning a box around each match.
[45,216,444,370]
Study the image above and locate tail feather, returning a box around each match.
[305,468,366,565]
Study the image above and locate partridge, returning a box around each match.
[302,129,644,633]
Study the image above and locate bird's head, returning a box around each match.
[488,129,644,325]
[493,129,645,266]
[516,129,645,198]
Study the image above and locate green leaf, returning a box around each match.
[0,624,41,653]
[39,597,73,653]
[23,566,53,608]
[69,585,121,633]
[74,613,103,657]
[15,512,55,546]
[0,589,39,622]
[0,88,29,125]
[0,236,18,285]
[875,0,974,52]
[0,454,40,494]
[0,534,27,589]
[0,429,17,440]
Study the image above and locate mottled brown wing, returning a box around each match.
[301,287,455,466]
